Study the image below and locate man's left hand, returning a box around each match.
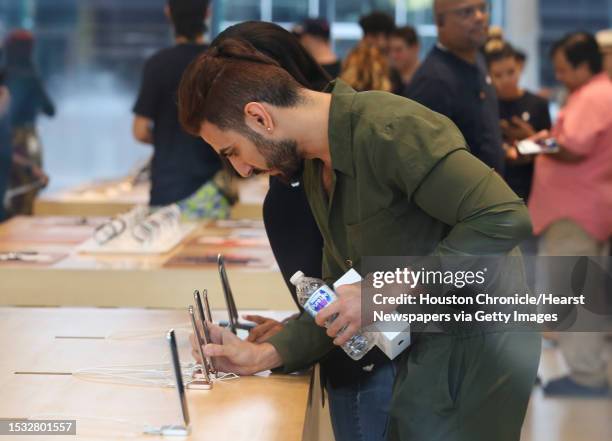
[315,282,363,346]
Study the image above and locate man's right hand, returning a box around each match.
[191,323,283,376]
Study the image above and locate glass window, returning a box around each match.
[0,0,168,191]
[272,0,308,22]
[219,0,261,23]
[335,0,395,23]
[0,0,510,193]
[539,0,611,86]
[404,0,435,25]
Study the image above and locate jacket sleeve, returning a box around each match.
[266,310,334,374]
[266,247,337,373]
[412,149,532,255]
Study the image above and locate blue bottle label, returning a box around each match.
[303,286,337,317]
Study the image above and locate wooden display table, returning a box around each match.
[33,178,150,217]
[0,307,311,441]
[0,216,294,310]
[33,176,269,220]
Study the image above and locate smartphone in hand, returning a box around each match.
[516,138,560,155]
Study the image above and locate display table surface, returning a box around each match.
[0,306,310,441]
[0,216,294,310]
[33,176,269,220]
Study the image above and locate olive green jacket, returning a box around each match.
[267,80,531,373]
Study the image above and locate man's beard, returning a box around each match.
[248,130,303,185]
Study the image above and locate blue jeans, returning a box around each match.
[326,361,396,441]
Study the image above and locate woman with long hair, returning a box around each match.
[341,42,393,92]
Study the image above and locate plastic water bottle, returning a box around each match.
[290,271,375,361]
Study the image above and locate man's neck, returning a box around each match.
[285,90,333,168]
[400,63,419,83]
[499,88,524,101]
[572,73,597,93]
[175,35,205,45]
[438,40,478,64]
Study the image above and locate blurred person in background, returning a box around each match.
[405,0,505,173]
[357,11,404,93]
[340,42,392,92]
[484,28,527,73]
[388,26,420,89]
[132,0,227,219]
[485,42,551,205]
[484,25,504,57]
[293,18,341,78]
[596,29,612,78]
[0,61,11,222]
[4,30,52,215]
[485,42,551,291]
[358,11,396,54]
[530,32,612,398]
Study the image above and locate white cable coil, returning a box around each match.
[73,362,239,388]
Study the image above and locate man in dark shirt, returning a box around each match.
[133,0,221,207]
[389,26,420,90]
[404,0,504,173]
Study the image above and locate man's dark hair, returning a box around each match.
[168,0,209,41]
[551,31,602,74]
[298,19,331,42]
[358,11,395,36]
[178,39,304,136]
[514,48,527,65]
[484,42,521,67]
[391,26,419,47]
[212,21,330,91]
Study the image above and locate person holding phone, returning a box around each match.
[485,42,551,204]
[529,32,612,397]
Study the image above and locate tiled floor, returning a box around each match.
[521,341,612,441]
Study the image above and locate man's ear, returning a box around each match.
[164,5,171,21]
[244,102,274,135]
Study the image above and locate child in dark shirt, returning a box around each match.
[485,42,551,203]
